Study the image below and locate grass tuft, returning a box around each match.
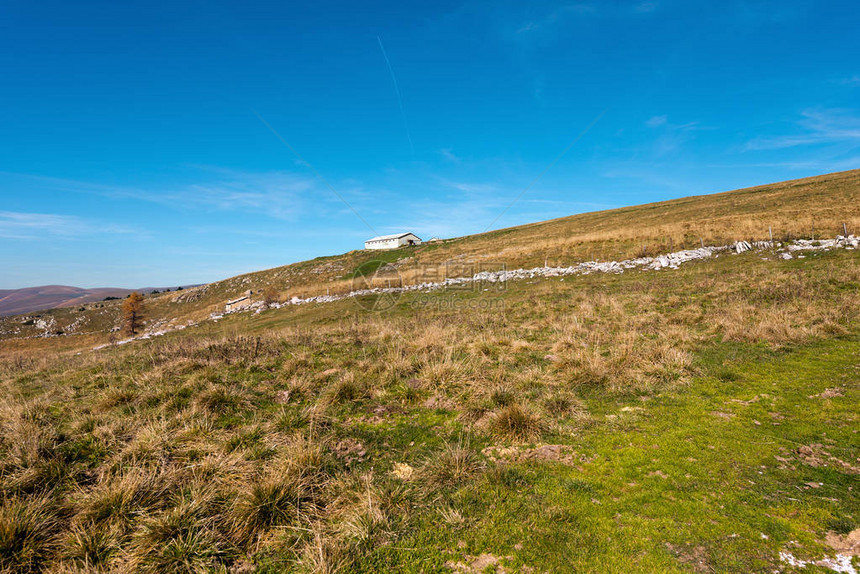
[423,439,483,488]
[0,496,60,573]
[488,403,543,441]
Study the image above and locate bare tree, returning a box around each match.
[262,286,280,309]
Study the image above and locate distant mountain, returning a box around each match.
[0,285,178,316]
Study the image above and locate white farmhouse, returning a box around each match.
[364,232,422,250]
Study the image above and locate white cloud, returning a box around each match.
[176,171,316,219]
[438,148,461,163]
[513,0,659,36]
[744,109,860,151]
[645,115,709,131]
[442,179,499,194]
[0,211,134,240]
[0,169,345,221]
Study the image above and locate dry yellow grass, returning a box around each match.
[2,169,858,345]
[0,251,858,570]
[0,171,858,572]
[175,168,860,317]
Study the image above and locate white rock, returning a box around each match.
[734,241,752,253]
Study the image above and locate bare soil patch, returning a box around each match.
[796,444,860,474]
[481,444,590,466]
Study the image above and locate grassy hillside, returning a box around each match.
[0,172,860,573]
[0,170,858,572]
[1,245,858,572]
[2,168,858,344]
[178,168,860,313]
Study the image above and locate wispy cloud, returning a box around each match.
[515,3,596,35]
[438,148,461,163]
[0,169,341,221]
[382,178,613,239]
[641,115,711,158]
[514,0,659,36]
[744,109,860,151]
[645,115,709,131]
[392,194,509,239]
[443,179,498,194]
[705,156,860,172]
[171,171,317,219]
[0,211,135,240]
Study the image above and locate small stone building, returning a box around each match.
[225,290,253,311]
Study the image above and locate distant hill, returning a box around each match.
[0,285,181,316]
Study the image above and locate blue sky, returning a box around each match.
[1,0,859,288]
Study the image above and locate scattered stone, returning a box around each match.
[481,444,590,466]
[666,542,710,573]
[711,411,735,419]
[734,240,752,253]
[333,438,366,465]
[813,387,845,399]
[391,462,415,480]
[827,528,860,557]
[731,394,764,406]
[774,453,796,470]
[446,553,512,574]
[229,558,256,574]
[796,444,860,474]
[423,394,454,409]
[779,550,858,574]
[196,236,859,320]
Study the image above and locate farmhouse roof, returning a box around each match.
[365,232,417,242]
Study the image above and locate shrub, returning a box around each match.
[230,454,327,547]
[63,521,118,569]
[0,497,60,573]
[423,440,483,488]
[81,469,170,525]
[129,500,224,573]
[542,393,581,416]
[488,385,515,407]
[488,404,543,441]
[323,373,366,405]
